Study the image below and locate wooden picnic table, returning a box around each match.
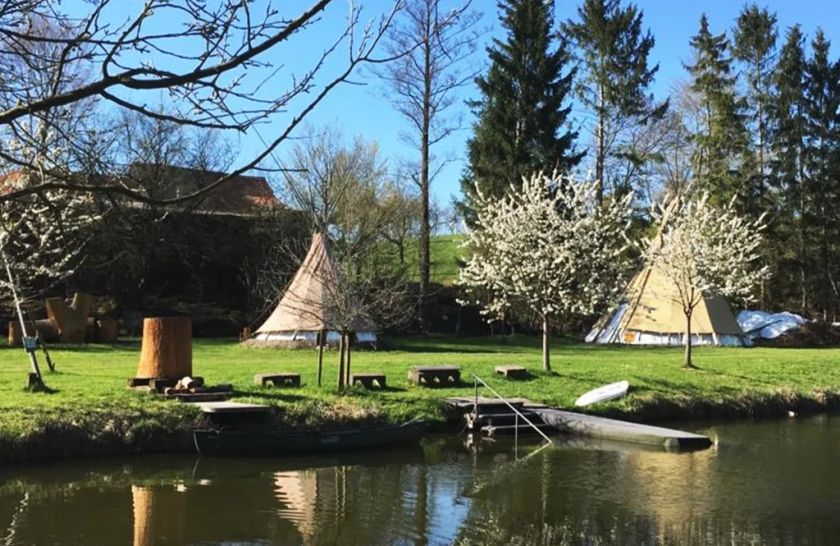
[408,365,461,387]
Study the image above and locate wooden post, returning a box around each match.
[317,329,325,387]
[542,317,551,372]
[136,317,192,379]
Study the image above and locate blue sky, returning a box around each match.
[223,1,840,206]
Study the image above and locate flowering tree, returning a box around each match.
[459,172,633,371]
[645,192,768,368]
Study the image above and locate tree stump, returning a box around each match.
[136,317,192,379]
[8,320,59,346]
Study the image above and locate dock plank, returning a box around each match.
[196,401,272,414]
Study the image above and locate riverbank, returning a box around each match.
[2,335,840,464]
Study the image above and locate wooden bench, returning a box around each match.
[408,365,461,387]
[254,372,301,388]
[495,365,529,380]
[350,373,387,389]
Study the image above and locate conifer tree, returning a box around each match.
[459,0,581,222]
[733,4,777,210]
[685,15,750,209]
[803,30,840,319]
[563,0,667,204]
[770,25,809,311]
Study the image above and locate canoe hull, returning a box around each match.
[194,421,426,457]
[574,380,630,407]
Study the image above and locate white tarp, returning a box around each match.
[736,310,806,339]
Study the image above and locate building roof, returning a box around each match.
[0,165,280,216]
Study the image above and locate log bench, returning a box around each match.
[494,365,529,380]
[350,372,387,389]
[255,372,301,388]
[408,365,461,387]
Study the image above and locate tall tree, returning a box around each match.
[769,25,808,311]
[685,15,750,209]
[733,5,778,188]
[378,0,481,325]
[802,31,840,320]
[563,0,667,204]
[459,0,581,221]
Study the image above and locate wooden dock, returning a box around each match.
[442,397,712,450]
[536,409,712,450]
[195,401,272,415]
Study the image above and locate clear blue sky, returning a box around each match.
[231,1,840,206]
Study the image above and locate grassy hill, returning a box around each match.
[379,234,464,285]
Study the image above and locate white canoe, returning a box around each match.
[574,380,630,407]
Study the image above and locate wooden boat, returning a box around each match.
[194,420,426,456]
[574,380,630,407]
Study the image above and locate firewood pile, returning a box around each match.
[127,375,233,402]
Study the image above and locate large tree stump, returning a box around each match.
[8,319,60,346]
[136,317,192,379]
[46,293,94,343]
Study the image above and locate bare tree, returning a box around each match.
[376,0,481,323]
[279,125,391,267]
[0,1,401,204]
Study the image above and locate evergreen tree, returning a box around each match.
[459,0,581,221]
[770,25,808,311]
[685,15,750,209]
[563,0,667,204]
[803,30,840,319]
[733,4,777,207]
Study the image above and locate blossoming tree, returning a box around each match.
[645,192,768,368]
[459,172,633,371]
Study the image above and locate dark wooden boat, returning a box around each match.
[193,420,426,456]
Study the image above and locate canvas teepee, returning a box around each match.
[585,265,749,346]
[253,233,377,347]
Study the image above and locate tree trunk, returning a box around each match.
[417,17,433,330]
[136,317,192,379]
[337,331,346,390]
[683,312,694,369]
[317,329,325,387]
[345,332,352,386]
[542,317,551,372]
[595,82,605,206]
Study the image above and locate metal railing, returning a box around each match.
[471,373,552,445]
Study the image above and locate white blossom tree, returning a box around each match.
[459,172,633,371]
[645,192,768,368]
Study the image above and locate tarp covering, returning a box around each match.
[255,233,376,335]
[736,310,805,339]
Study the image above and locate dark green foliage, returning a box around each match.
[563,0,667,203]
[458,0,581,222]
[802,31,840,319]
[685,14,750,208]
[769,25,808,311]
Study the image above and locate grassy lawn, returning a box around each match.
[2,334,840,449]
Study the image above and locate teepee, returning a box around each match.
[253,233,377,347]
[586,264,749,347]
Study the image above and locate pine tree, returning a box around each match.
[770,25,808,311]
[563,0,667,204]
[733,4,777,209]
[459,0,581,221]
[803,30,840,319]
[685,15,750,209]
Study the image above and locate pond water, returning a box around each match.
[1,416,839,545]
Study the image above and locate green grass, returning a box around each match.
[379,234,464,285]
[2,335,840,462]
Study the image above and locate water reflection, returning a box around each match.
[2,417,840,545]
